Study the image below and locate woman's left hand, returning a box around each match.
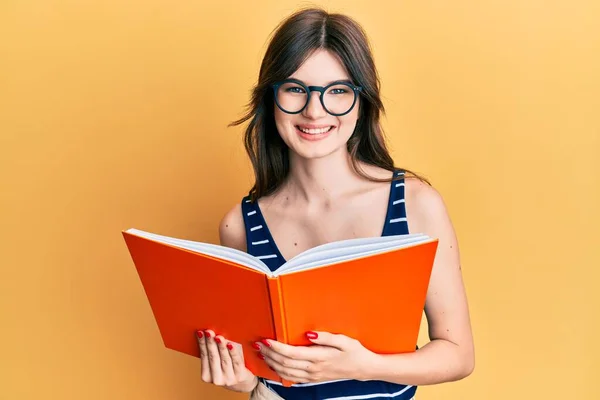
[255,331,378,384]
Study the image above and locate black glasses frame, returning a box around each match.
[271,79,363,116]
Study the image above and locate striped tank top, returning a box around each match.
[241,170,416,400]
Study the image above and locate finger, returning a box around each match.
[265,357,312,382]
[215,335,234,382]
[260,348,314,371]
[227,341,247,377]
[269,359,310,384]
[305,331,353,350]
[259,339,324,362]
[197,329,211,383]
[204,330,224,384]
[279,373,309,384]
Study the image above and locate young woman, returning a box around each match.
[196,8,474,400]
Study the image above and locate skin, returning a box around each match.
[198,49,475,392]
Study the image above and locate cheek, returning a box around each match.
[274,107,293,132]
[337,99,360,129]
[353,98,361,121]
[339,120,357,139]
[273,107,296,148]
[338,110,360,134]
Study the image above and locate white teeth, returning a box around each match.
[298,126,333,134]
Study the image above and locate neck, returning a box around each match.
[283,148,360,205]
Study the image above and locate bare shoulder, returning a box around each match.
[404,177,454,236]
[218,202,247,252]
[406,176,474,377]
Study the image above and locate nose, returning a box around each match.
[302,90,327,119]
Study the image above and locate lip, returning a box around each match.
[295,125,335,141]
[296,124,335,130]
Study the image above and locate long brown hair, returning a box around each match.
[230,7,429,201]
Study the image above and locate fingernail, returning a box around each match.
[258,354,265,360]
[226,343,233,350]
[261,339,272,348]
[306,331,318,340]
[252,342,261,350]
[196,330,204,338]
[214,337,221,344]
[204,331,212,338]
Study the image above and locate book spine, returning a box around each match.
[267,276,287,344]
[267,276,294,387]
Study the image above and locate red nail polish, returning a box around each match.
[227,343,233,350]
[261,339,272,347]
[197,330,204,338]
[214,337,221,344]
[306,331,318,340]
[252,342,261,350]
[258,354,265,360]
[204,331,212,338]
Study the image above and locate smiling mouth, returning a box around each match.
[295,126,335,134]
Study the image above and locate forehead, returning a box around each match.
[289,49,350,85]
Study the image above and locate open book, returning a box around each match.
[122,228,438,385]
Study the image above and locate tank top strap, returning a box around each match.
[240,195,286,272]
[382,169,410,236]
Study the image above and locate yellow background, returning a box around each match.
[1,1,598,399]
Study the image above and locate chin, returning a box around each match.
[290,141,348,160]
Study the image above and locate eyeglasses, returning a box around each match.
[272,79,363,116]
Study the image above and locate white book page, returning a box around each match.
[279,234,428,271]
[275,235,432,275]
[125,228,271,274]
[278,248,393,275]
[285,234,425,264]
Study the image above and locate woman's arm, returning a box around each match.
[363,179,475,385]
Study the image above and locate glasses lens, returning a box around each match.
[276,82,307,113]
[322,83,356,115]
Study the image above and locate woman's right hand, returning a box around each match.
[197,329,258,393]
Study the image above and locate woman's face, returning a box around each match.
[273,49,360,160]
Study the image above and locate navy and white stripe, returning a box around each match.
[241,199,286,272]
[382,170,409,236]
[241,169,416,400]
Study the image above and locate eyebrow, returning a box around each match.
[288,77,354,86]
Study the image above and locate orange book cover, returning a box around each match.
[122,228,438,386]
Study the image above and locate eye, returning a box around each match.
[286,86,306,94]
[329,88,348,95]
